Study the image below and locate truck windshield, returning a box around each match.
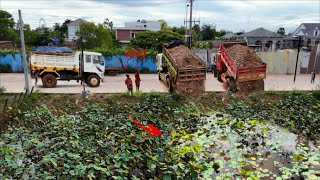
[93,55,104,66]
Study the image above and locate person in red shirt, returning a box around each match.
[125,75,133,95]
[135,70,141,91]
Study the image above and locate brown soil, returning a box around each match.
[227,44,264,68]
[167,45,205,68]
[176,80,205,94]
[237,80,264,93]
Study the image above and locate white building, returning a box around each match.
[67,18,86,42]
[114,19,161,48]
[123,19,161,31]
[292,23,320,48]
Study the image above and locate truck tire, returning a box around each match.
[87,74,100,87]
[217,71,223,82]
[42,74,57,88]
[166,78,173,93]
[228,78,237,92]
[109,70,116,76]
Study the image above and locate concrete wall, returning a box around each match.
[0,54,24,72]
[257,50,303,74]
[0,50,313,74]
[0,54,157,73]
[105,56,157,72]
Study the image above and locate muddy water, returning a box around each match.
[194,114,320,179]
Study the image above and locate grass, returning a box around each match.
[0,86,6,94]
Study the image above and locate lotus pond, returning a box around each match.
[0,91,319,179]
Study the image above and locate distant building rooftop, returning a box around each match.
[67,18,86,26]
[239,27,282,38]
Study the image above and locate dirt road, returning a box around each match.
[0,73,319,93]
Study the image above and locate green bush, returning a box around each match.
[0,50,19,57]
[0,86,6,94]
[0,64,12,73]
[313,85,320,100]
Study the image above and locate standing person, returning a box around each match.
[135,70,141,91]
[125,75,133,95]
[311,69,316,84]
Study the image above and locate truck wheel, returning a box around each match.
[166,78,173,93]
[42,74,57,88]
[228,78,237,92]
[87,74,100,87]
[109,70,116,76]
[217,71,223,82]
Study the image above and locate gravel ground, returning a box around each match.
[0,73,319,93]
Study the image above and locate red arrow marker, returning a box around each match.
[130,116,162,138]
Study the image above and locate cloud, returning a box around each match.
[1,0,319,33]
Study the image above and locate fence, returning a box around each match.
[0,54,157,73]
[1,50,317,74]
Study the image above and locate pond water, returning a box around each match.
[178,114,320,179]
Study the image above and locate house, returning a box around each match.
[239,27,284,52]
[114,19,161,48]
[292,23,320,50]
[67,18,86,42]
[0,41,14,50]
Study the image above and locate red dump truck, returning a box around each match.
[214,42,267,92]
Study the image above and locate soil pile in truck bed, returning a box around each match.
[167,45,205,67]
[166,45,205,94]
[227,44,264,68]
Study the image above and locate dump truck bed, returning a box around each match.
[30,53,78,69]
[163,46,206,82]
[220,42,266,82]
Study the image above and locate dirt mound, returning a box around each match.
[227,44,264,68]
[167,45,205,67]
[237,80,264,93]
[176,80,205,94]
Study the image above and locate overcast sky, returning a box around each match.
[1,0,319,33]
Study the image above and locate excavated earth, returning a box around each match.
[167,45,206,94]
[167,45,205,68]
[227,44,264,68]
[225,44,265,92]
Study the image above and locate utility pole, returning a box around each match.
[294,36,302,83]
[315,43,320,84]
[18,10,30,92]
[188,0,194,48]
[80,36,88,98]
[185,4,189,43]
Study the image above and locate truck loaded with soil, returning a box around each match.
[214,42,266,93]
[156,41,206,94]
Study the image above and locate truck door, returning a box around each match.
[156,54,163,72]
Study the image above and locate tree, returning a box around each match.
[192,24,201,35]
[172,26,186,35]
[158,19,169,30]
[235,30,245,36]
[51,19,71,40]
[0,10,18,41]
[277,27,285,35]
[103,18,113,30]
[77,22,113,49]
[130,30,184,51]
[200,24,216,41]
